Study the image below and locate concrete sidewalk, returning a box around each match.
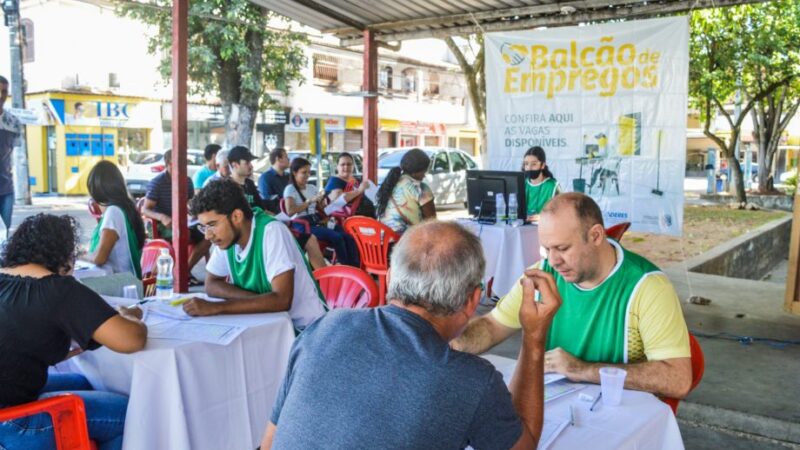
[665,265,800,447]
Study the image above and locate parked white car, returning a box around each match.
[377,147,479,206]
[125,149,205,196]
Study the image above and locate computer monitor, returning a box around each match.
[466,170,527,222]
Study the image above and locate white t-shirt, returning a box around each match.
[205,219,326,328]
[98,205,136,275]
[283,183,318,216]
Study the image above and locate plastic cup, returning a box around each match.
[122,285,139,300]
[599,367,627,406]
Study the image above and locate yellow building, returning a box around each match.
[24,91,161,195]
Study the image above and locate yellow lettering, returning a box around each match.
[580,46,595,67]
[650,52,661,64]
[570,41,578,68]
[568,69,582,90]
[504,68,520,93]
[582,68,598,90]
[531,72,547,92]
[641,66,658,88]
[551,49,568,69]
[599,67,619,97]
[617,44,636,65]
[621,66,639,89]
[531,45,549,69]
[547,70,567,99]
[521,72,531,92]
[596,40,615,67]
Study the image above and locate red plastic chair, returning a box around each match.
[662,333,705,415]
[343,216,400,306]
[140,239,174,296]
[0,394,94,450]
[136,197,161,240]
[279,198,335,261]
[605,221,631,241]
[328,180,364,227]
[87,199,102,222]
[313,265,379,309]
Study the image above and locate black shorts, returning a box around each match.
[294,232,311,249]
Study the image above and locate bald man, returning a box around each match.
[453,193,692,400]
[262,221,562,449]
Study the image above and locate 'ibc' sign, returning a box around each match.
[96,102,129,119]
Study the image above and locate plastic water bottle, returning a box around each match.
[508,193,518,222]
[155,248,174,299]
[495,193,506,225]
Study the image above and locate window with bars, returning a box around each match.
[313,54,339,83]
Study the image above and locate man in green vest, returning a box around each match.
[453,192,693,400]
[182,179,326,329]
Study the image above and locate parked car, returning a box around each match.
[253,150,363,188]
[125,149,204,197]
[377,147,479,206]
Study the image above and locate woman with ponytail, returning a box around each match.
[376,148,436,233]
[86,160,146,278]
[284,157,360,267]
[522,146,560,222]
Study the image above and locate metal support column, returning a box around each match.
[171,0,189,294]
[362,29,378,183]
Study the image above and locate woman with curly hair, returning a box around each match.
[86,160,146,278]
[376,148,436,234]
[0,214,147,450]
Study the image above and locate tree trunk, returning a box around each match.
[224,103,257,147]
[728,154,747,204]
[444,36,487,162]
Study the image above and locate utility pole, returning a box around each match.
[2,0,30,205]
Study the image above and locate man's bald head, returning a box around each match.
[388,221,485,316]
[541,192,604,238]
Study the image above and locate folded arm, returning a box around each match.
[545,348,692,399]
[186,270,295,316]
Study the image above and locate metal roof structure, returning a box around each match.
[250,0,768,46]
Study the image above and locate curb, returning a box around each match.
[678,401,800,444]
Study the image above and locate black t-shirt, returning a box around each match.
[0,273,117,405]
[241,178,270,212]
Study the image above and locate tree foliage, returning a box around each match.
[118,0,308,145]
[689,1,800,201]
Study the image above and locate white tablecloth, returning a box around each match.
[58,297,295,450]
[460,220,541,297]
[483,355,684,450]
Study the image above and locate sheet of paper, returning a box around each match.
[545,373,566,384]
[545,380,585,402]
[147,321,246,346]
[144,301,192,321]
[537,419,569,450]
[323,195,348,215]
[363,180,379,203]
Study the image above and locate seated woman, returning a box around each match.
[522,146,560,222]
[324,152,375,218]
[0,214,147,450]
[86,161,146,278]
[284,158,359,267]
[376,148,436,234]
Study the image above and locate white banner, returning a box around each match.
[486,17,688,235]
